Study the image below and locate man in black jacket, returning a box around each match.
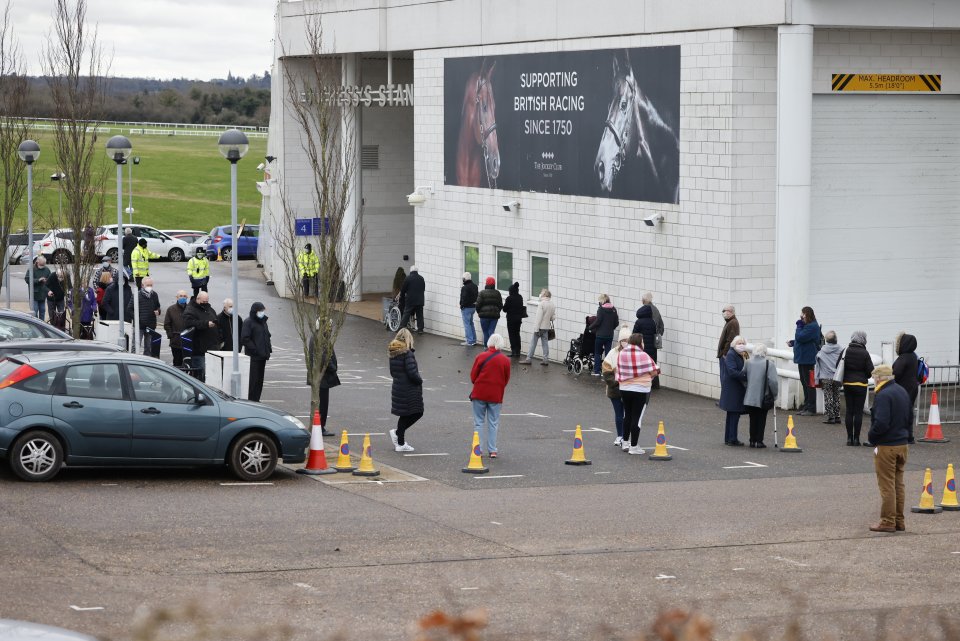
[162,290,189,368]
[459,272,479,346]
[217,298,242,352]
[182,291,220,382]
[398,265,425,334]
[892,332,919,406]
[867,365,913,533]
[241,301,272,401]
[121,227,138,274]
[127,276,161,356]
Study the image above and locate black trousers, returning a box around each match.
[844,386,868,441]
[798,364,816,412]
[506,320,523,356]
[248,358,267,402]
[317,387,330,428]
[746,407,769,444]
[396,412,423,445]
[400,305,424,332]
[620,390,649,447]
[190,277,208,298]
[171,346,183,368]
[302,275,317,297]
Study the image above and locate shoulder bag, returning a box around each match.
[761,361,775,410]
[832,349,846,383]
[546,321,556,341]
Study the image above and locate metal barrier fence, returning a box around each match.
[916,365,960,426]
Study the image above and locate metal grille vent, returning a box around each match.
[361,145,379,169]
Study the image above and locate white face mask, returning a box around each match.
[143,286,153,293]
[226,307,234,315]
[257,311,266,319]
[734,344,747,354]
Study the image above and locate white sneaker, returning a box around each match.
[622,441,631,451]
[613,437,623,446]
[628,446,645,455]
[395,443,415,452]
[389,429,399,448]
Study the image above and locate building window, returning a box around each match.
[496,249,513,291]
[531,254,549,296]
[463,243,479,284]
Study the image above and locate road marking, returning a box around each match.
[476,474,524,479]
[70,606,104,611]
[665,444,689,451]
[594,471,611,475]
[502,412,550,418]
[403,453,450,457]
[723,461,767,469]
[220,482,274,486]
[562,427,611,433]
[772,556,809,567]
[655,574,676,580]
[733,568,745,571]
[490,521,502,525]
[460,587,479,591]
[294,582,316,591]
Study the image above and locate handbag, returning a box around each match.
[761,361,775,410]
[832,349,846,383]
[655,334,663,350]
[546,321,556,341]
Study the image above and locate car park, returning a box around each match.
[0,309,75,341]
[165,231,211,256]
[96,224,192,262]
[29,229,80,265]
[206,225,259,261]
[0,351,310,482]
[5,232,30,266]
[161,229,207,244]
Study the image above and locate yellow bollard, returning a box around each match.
[648,421,673,461]
[565,425,592,466]
[781,415,803,453]
[461,431,489,474]
[352,434,380,477]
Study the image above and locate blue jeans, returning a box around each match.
[594,335,612,374]
[472,399,502,454]
[479,318,498,346]
[610,396,624,438]
[31,299,45,321]
[461,307,477,345]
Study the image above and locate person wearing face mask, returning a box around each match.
[127,276,161,356]
[182,291,220,382]
[519,289,556,365]
[163,290,190,368]
[131,237,160,289]
[92,256,120,289]
[719,335,748,446]
[101,272,131,321]
[217,298,242,351]
[297,243,320,297]
[187,247,211,298]
[241,302,272,401]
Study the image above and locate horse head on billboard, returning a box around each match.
[456,59,500,188]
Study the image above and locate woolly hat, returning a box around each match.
[617,326,632,342]
[872,364,893,378]
[485,276,495,286]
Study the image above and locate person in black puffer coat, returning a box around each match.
[501,282,525,357]
[127,276,161,356]
[241,302,272,402]
[182,291,220,382]
[588,294,619,375]
[388,328,423,452]
[841,330,874,446]
[892,332,919,407]
[101,275,132,321]
[476,276,503,347]
[632,304,660,388]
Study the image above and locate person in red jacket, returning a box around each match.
[470,333,512,458]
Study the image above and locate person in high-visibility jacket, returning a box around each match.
[186,247,211,298]
[297,243,320,297]
[131,238,160,290]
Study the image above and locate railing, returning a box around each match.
[916,365,960,426]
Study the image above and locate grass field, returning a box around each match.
[12,128,268,235]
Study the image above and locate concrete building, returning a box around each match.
[262,0,960,398]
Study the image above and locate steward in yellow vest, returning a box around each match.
[297,243,321,297]
[131,238,160,289]
[187,248,211,297]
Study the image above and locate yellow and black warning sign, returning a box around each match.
[832,73,941,92]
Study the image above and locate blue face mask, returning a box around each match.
[178,297,188,305]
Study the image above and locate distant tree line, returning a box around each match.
[23,71,271,127]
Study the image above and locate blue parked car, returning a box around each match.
[0,351,309,482]
[205,225,259,261]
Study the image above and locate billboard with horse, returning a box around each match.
[443,46,680,204]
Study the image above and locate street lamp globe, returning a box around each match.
[105,135,133,164]
[17,140,40,164]
[218,129,249,163]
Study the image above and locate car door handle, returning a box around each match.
[62,401,83,409]
[140,407,161,415]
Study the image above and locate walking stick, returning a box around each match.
[773,405,779,448]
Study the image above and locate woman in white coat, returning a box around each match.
[519,289,555,366]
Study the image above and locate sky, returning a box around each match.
[14,0,275,81]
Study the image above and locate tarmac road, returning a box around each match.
[1,260,958,640]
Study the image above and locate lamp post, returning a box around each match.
[218,129,249,398]
[106,135,132,350]
[125,156,139,224]
[17,140,39,317]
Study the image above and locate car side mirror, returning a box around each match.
[195,392,207,405]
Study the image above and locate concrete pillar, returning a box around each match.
[341,53,363,302]
[775,25,813,347]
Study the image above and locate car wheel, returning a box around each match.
[10,430,64,482]
[52,249,72,265]
[220,247,232,261]
[168,248,185,262]
[229,432,278,482]
[106,248,119,262]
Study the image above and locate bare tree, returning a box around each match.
[42,0,110,335]
[0,1,30,302]
[276,16,364,421]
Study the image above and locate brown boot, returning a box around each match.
[869,522,895,533]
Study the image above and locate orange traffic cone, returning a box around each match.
[919,391,949,443]
[938,464,960,511]
[334,430,356,473]
[216,247,223,262]
[781,415,803,453]
[648,421,673,461]
[462,431,489,474]
[297,410,336,475]
[911,468,943,514]
[352,434,380,476]
[564,425,591,466]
